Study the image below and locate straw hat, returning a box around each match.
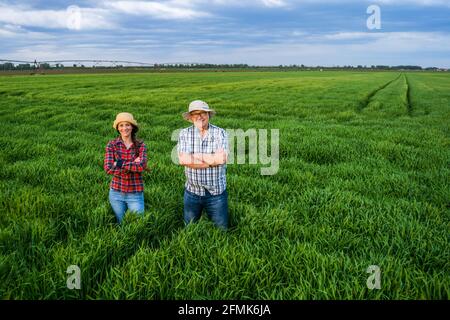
[182,100,216,121]
[113,112,138,129]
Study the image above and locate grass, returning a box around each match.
[0,70,449,299]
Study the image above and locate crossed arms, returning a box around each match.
[177,127,228,169]
[178,149,227,169]
[104,143,148,175]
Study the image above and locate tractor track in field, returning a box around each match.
[404,74,413,116]
[357,73,403,112]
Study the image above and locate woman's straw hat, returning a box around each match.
[113,112,138,129]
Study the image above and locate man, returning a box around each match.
[177,100,229,230]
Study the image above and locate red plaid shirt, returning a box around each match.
[104,137,148,193]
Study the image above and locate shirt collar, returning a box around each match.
[193,123,211,139]
[114,136,133,147]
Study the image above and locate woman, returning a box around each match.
[104,112,147,223]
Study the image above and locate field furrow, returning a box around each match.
[356,74,402,112]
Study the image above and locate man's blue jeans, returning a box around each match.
[183,189,228,230]
[109,188,144,223]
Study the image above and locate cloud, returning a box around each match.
[1,1,450,68]
[4,30,449,68]
[321,32,384,41]
[168,32,448,68]
[370,0,450,7]
[0,23,53,39]
[6,0,446,34]
[261,0,288,7]
[104,1,211,19]
[0,3,115,30]
[0,24,22,37]
[142,0,291,9]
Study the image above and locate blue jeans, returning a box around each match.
[109,188,144,223]
[183,189,228,230]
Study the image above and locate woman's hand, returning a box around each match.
[134,157,141,163]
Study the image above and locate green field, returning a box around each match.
[0,71,449,299]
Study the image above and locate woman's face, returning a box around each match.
[118,122,133,139]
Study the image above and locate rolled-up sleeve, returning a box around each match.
[104,142,123,175]
[218,129,229,155]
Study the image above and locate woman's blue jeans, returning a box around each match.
[183,189,228,230]
[109,188,144,223]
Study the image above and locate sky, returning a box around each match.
[1,0,450,67]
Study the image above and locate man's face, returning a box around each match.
[190,111,209,130]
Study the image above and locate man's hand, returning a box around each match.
[205,149,227,166]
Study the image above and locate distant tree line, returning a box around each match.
[0,62,447,71]
[0,62,51,70]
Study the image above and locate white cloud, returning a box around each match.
[104,1,211,19]
[4,0,446,34]
[0,28,16,37]
[261,0,288,7]
[1,1,449,68]
[0,24,22,37]
[0,23,55,40]
[133,0,291,9]
[197,0,450,7]
[371,0,450,7]
[0,3,115,30]
[292,30,307,36]
[5,30,449,68]
[321,32,384,40]
[221,31,450,67]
